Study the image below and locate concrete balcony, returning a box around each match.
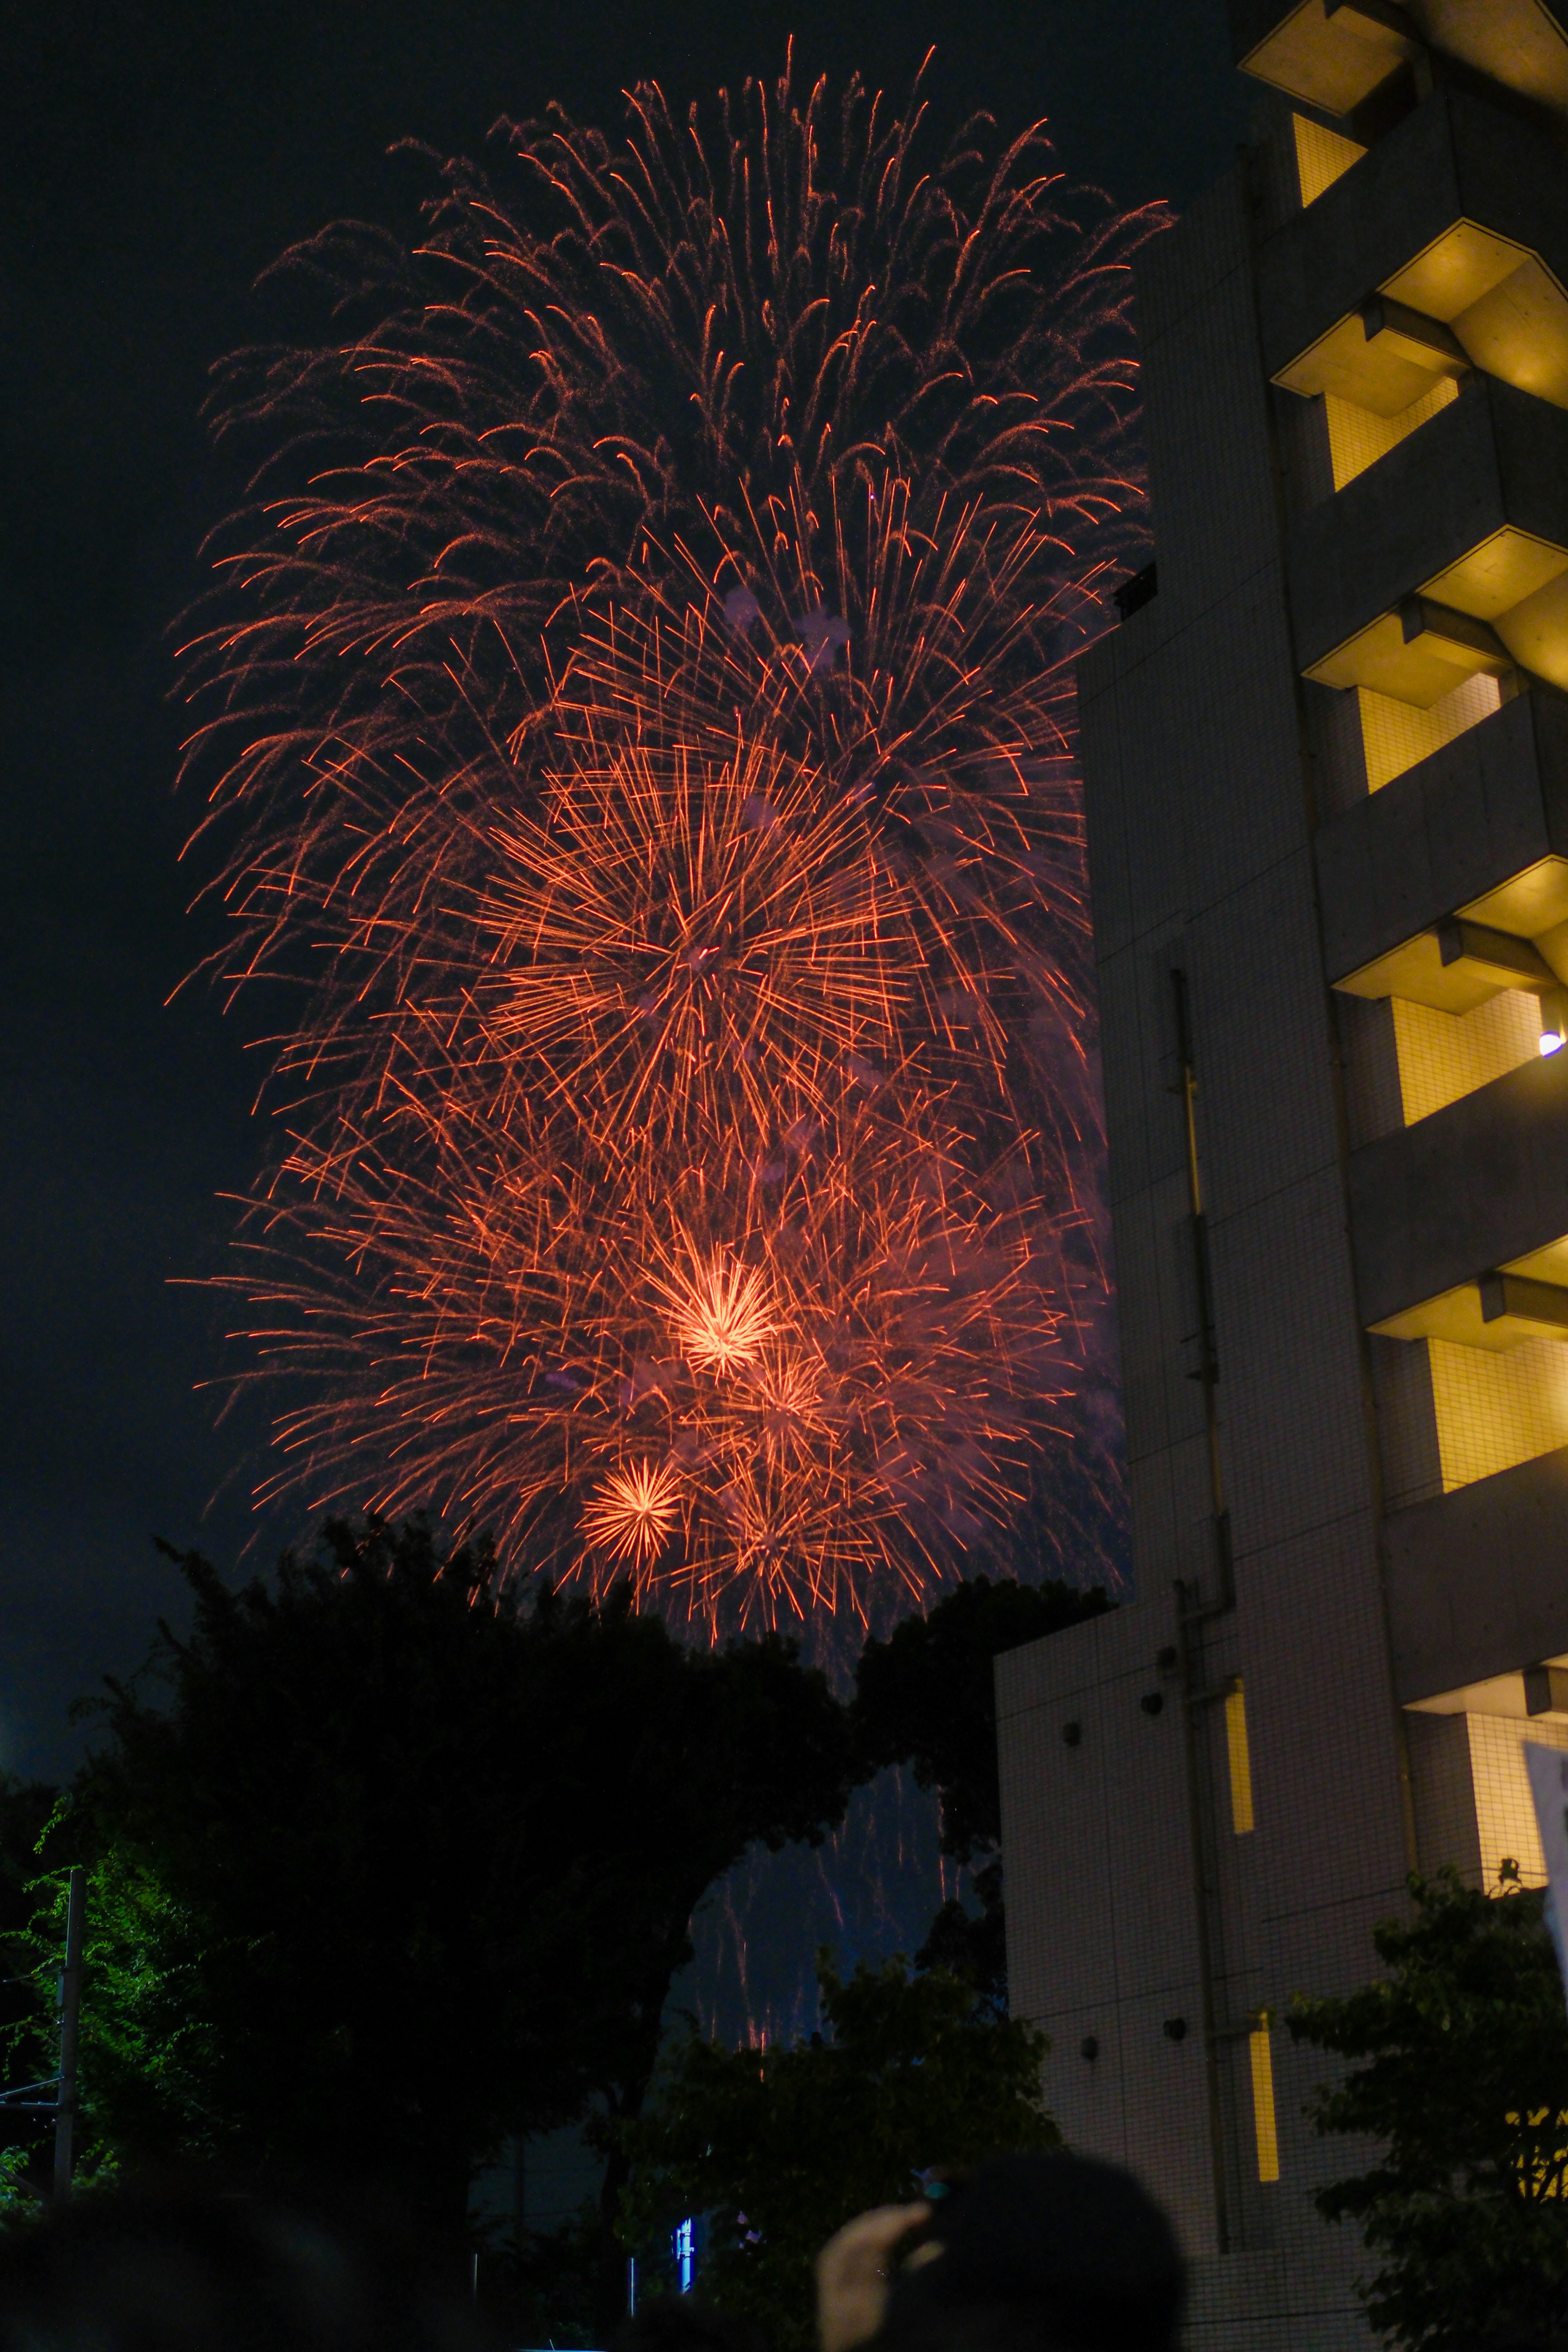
[1348,1046,1568,1326]
[1232,2,1568,119]
[1316,688,1568,986]
[1289,374,1568,700]
[1232,0,1415,117]
[1260,86,1568,415]
[1384,1442,1568,1701]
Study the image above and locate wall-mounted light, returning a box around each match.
[1250,2016,1281,2185]
[1226,1679,1257,1836]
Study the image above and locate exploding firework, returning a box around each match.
[235,1077,1065,1618]
[474,722,911,1160]
[581,1460,682,1570]
[180,52,1164,1626]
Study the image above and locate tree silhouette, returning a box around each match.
[32,1516,855,2325]
[1291,1869,1568,2350]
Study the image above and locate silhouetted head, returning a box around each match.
[878,2153,1184,2352]
[612,2297,771,2352]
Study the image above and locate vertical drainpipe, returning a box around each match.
[53,1868,85,2205]
[1172,967,1235,2255]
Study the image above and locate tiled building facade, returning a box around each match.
[997,5,1568,2341]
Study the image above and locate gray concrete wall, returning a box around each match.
[1405,1710,1486,1876]
[1288,374,1568,674]
[996,1601,1213,2252]
[1257,85,1568,381]
[1017,32,1568,2342]
[1315,687,1568,981]
[1348,1048,1568,1320]
[1385,1440,1568,1695]
[1043,161,1417,2345]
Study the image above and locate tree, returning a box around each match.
[0,1777,66,2204]
[853,1578,1111,2005]
[21,1516,857,2327]
[1289,1869,1568,2351]
[619,1952,1058,2352]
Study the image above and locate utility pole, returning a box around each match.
[0,1867,87,2198]
[53,1868,84,2204]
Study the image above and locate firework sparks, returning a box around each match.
[475,727,908,1158]
[179,51,1161,1627]
[660,1251,779,1379]
[582,1460,682,1568]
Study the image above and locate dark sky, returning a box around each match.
[0,1,1246,1783]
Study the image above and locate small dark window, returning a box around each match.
[1113,560,1158,621]
[1140,1691,1165,1716]
[1062,1719,1083,1747]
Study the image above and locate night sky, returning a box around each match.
[2,2,1246,1783]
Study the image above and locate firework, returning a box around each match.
[473,721,910,1160]
[232,1070,1067,1619]
[180,52,1163,1625]
[581,1461,682,1570]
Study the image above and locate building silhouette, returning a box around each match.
[998,3,1568,2341]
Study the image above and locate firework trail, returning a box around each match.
[180,52,1166,1631]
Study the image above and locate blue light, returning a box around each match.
[674,2216,696,2293]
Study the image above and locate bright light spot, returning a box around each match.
[1542,1031,1566,1057]
[666,1255,778,1375]
[582,1461,681,1565]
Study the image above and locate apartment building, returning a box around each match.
[997,4,1568,2340]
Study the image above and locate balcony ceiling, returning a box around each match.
[1277,229,1568,416]
[1234,1,1421,115]
[1304,600,1519,704]
[1235,2,1568,118]
[1370,1268,1568,1349]
[1337,927,1527,1013]
[1461,856,1568,941]
[1417,1,1568,113]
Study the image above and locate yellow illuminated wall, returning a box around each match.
[1248,2024,1280,2184]
[1392,989,1542,1124]
[1463,1712,1568,1891]
[1292,114,1365,207]
[1429,1332,1568,1489]
[1325,373,1459,493]
[1381,879,1564,1499]
[1358,671,1502,792]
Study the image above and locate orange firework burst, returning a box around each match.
[582,1462,682,1568]
[179,51,1159,1627]
[227,1077,1068,1620]
[659,1252,779,1379]
[474,725,908,1158]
